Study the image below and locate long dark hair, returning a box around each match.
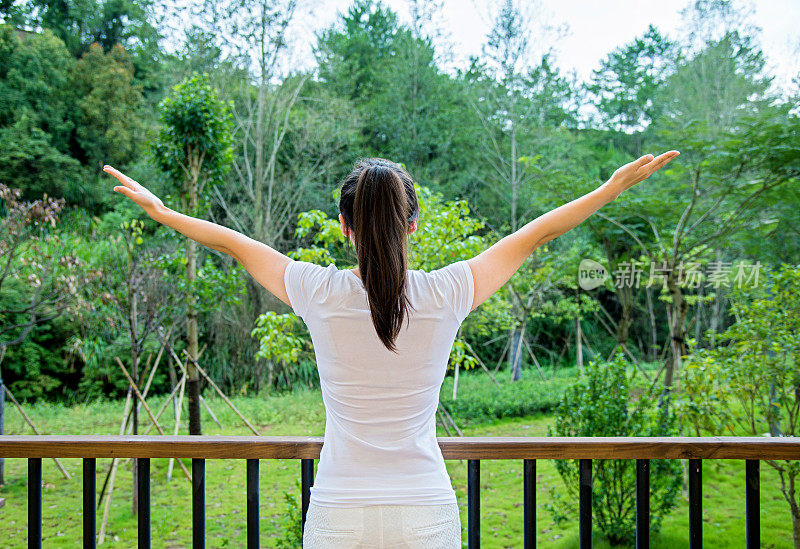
[338,157,420,353]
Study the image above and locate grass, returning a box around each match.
[0,377,796,548]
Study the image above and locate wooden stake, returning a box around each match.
[3,386,70,480]
[167,374,186,481]
[98,388,133,543]
[199,394,222,428]
[520,335,546,381]
[98,451,120,544]
[141,373,186,436]
[436,406,452,436]
[438,402,463,437]
[492,335,511,375]
[114,357,192,482]
[181,349,260,436]
[463,340,502,387]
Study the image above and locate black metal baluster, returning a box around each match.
[137,457,150,549]
[28,457,42,549]
[468,459,480,549]
[524,459,536,549]
[193,459,205,549]
[83,458,96,549]
[636,459,649,549]
[247,459,259,549]
[746,460,760,549]
[689,459,702,549]
[301,459,314,534]
[579,459,592,549]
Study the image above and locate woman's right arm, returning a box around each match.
[465,150,680,311]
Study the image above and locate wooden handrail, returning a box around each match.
[1,435,799,460]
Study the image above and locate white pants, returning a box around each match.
[302,502,461,548]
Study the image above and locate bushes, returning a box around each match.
[546,356,682,545]
[439,370,570,426]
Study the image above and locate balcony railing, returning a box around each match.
[1,435,799,548]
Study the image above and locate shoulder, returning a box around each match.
[417,261,474,321]
[284,260,339,317]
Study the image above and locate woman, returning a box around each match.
[104,151,678,548]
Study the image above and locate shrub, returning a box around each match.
[275,479,304,548]
[546,356,682,545]
[439,371,569,426]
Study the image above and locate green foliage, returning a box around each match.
[250,312,318,392]
[547,356,682,545]
[587,24,677,132]
[440,371,570,426]
[275,479,304,549]
[71,42,144,168]
[0,27,75,148]
[150,248,246,316]
[0,113,82,200]
[151,71,234,195]
[314,0,401,105]
[678,263,800,439]
[24,0,160,58]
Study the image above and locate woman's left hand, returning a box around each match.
[103,165,165,219]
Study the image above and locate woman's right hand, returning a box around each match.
[103,165,166,220]
[604,150,680,200]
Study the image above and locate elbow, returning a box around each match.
[532,232,557,252]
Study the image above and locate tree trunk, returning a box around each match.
[616,284,634,347]
[0,368,4,486]
[186,160,202,436]
[662,271,689,407]
[792,511,800,549]
[709,248,723,347]
[509,325,525,381]
[576,316,583,374]
[646,285,658,362]
[129,271,139,515]
[792,507,800,549]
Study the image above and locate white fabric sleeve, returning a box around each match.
[429,260,475,323]
[283,260,330,318]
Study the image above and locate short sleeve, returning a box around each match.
[428,260,475,323]
[284,260,331,318]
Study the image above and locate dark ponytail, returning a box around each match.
[339,158,420,353]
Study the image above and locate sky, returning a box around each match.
[289,0,800,97]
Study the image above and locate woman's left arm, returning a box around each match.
[103,165,293,307]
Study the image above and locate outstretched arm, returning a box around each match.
[103,165,293,306]
[465,151,680,311]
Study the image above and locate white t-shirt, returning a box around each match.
[283,259,474,507]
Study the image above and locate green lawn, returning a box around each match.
[0,387,794,548]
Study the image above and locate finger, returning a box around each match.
[634,154,655,167]
[642,150,678,166]
[112,186,136,199]
[103,165,136,189]
[645,151,680,174]
[103,165,128,185]
[654,151,680,168]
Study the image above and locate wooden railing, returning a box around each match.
[1,435,799,548]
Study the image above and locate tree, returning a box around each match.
[27,0,160,58]
[314,0,400,106]
[0,26,74,154]
[592,22,799,402]
[152,72,233,435]
[465,0,577,380]
[0,183,96,483]
[548,356,681,544]
[678,264,800,547]
[70,42,144,169]
[586,24,678,136]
